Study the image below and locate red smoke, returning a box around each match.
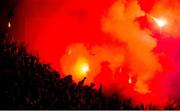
[11,0,180,108]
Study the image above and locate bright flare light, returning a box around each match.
[8,22,11,28]
[152,17,167,27]
[74,58,90,80]
[81,63,89,74]
[128,74,132,84]
[128,77,132,84]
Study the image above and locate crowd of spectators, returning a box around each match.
[0,31,176,109]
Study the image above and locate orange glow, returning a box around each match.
[68,50,72,55]
[74,58,89,81]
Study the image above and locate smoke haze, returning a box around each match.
[11,0,180,108]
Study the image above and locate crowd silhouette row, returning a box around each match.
[0,30,176,109]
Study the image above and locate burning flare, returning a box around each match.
[8,21,11,28]
[128,76,132,84]
[128,74,132,84]
[73,58,90,81]
[152,17,167,27]
[81,63,89,74]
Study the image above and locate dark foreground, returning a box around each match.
[0,31,176,110]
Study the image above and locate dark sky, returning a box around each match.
[0,0,17,34]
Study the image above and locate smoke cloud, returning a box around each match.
[102,0,162,94]
[11,0,180,108]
